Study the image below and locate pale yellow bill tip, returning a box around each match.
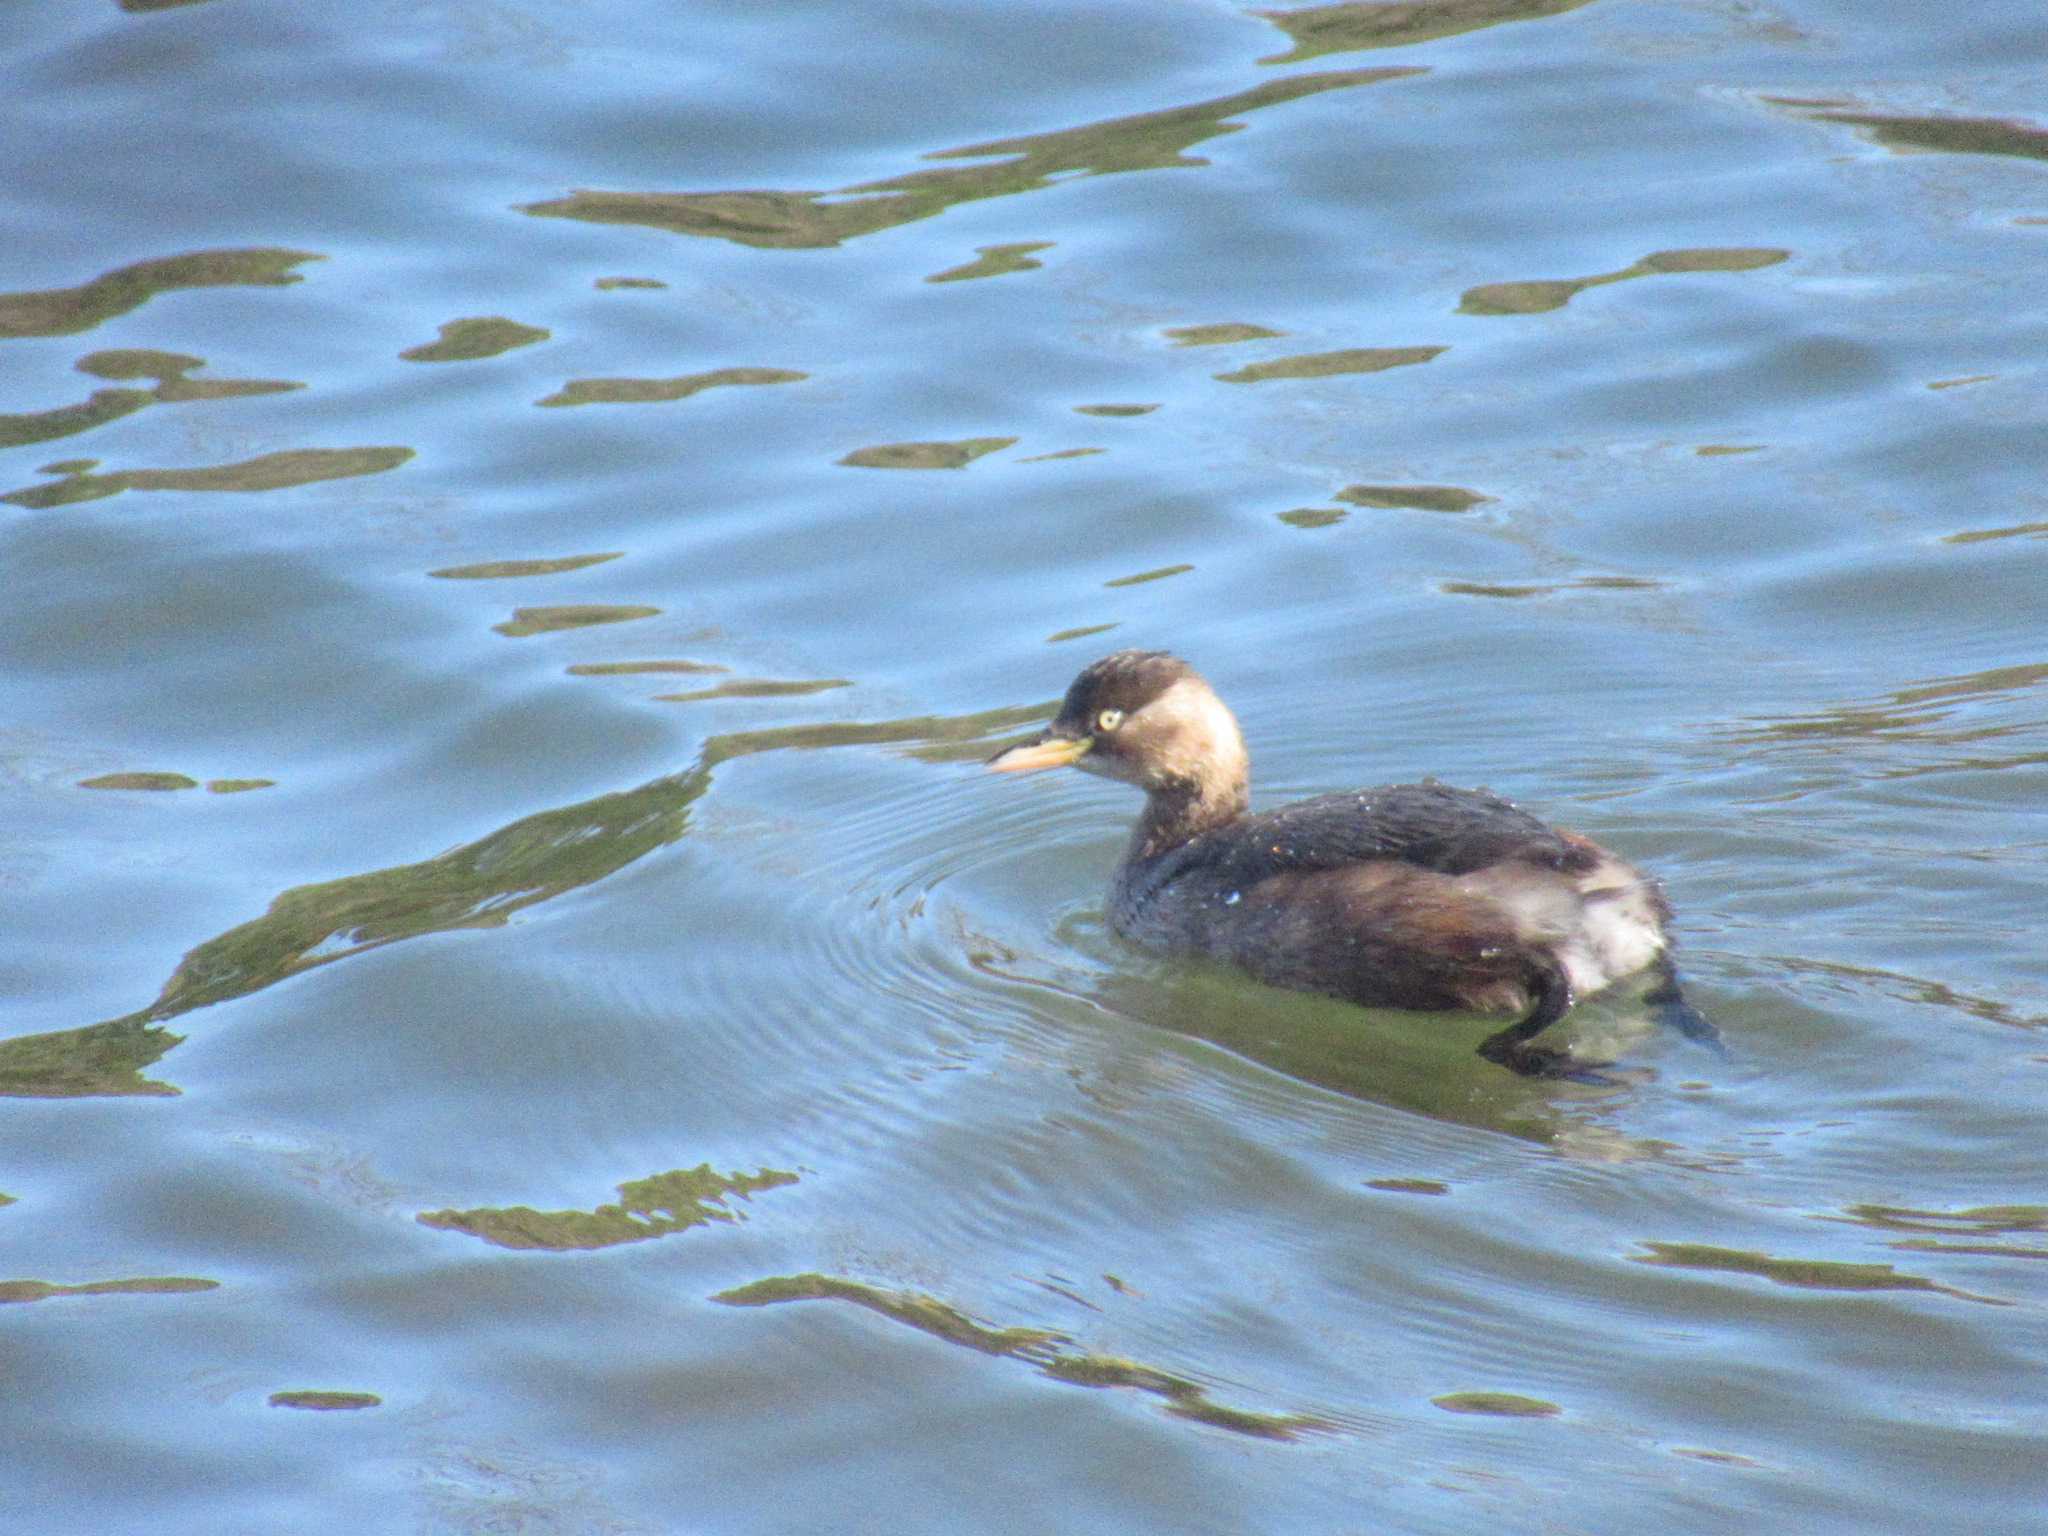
[986,736,1091,773]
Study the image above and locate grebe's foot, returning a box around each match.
[1475,961,1580,1077]
[1478,1035,1622,1086]
[1654,996,1726,1057]
[1644,966,1727,1057]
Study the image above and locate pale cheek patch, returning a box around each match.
[1136,678,1249,792]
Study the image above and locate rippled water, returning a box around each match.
[5,1,2046,1530]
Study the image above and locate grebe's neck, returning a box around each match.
[1126,678,1251,858]
[1131,771,1250,860]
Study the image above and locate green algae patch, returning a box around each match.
[522,70,1417,251]
[79,772,198,792]
[1366,1177,1450,1196]
[0,247,320,340]
[1460,246,1788,316]
[419,1163,797,1251]
[537,367,805,407]
[0,342,299,452]
[1040,1353,1316,1440]
[1808,110,2048,163]
[1947,520,2048,547]
[1074,403,1158,418]
[714,1272,1323,1440]
[1336,483,1491,512]
[1255,0,1595,65]
[1834,1202,2048,1235]
[400,317,549,363]
[1458,278,1583,316]
[838,437,1016,470]
[1444,575,1660,600]
[1278,507,1348,529]
[0,1019,183,1098]
[1431,1390,1561,1417]
[430,553,623,580]
[1632,1241,2010,1305]
[3,446,413,510]
[716,1274,1065,1357]
[268,1390,382,1411]
[1104,564,1192,588]
[595,276,668,291]
[0,389,154,451]
[654,677,852,703]
[1637,247,1788,275]
[1164,322,1284,347]
[0,1275,217,1304]
[1671,1446,1764,1467]
[1443,582,1542,599]
[492,604,660,637]
[73,770,270,795]
[1215,346,1443,383]
[927,242,1054,283]
[1017,447,1105,463]
[77,349,301,401]
[568,659,727,676]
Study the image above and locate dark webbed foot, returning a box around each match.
[1644,964,1726,1058]
[1486,1040,1625,1086]
[1476,962,1579,1078]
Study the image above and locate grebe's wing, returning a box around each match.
[1197,780,1597,883]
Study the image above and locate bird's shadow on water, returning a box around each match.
[999,908,1729,1158]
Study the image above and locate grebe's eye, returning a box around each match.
[1095,708,1124,733]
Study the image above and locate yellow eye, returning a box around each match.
[1095,708,1124,733]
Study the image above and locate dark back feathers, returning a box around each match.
[1179,780,1598,887]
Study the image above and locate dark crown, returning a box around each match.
[1057,650,1197,726]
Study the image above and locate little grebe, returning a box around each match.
[988,650,1707,1077]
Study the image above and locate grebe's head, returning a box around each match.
[987,650,1248,798]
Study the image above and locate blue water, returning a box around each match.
[4,1,2046,1531]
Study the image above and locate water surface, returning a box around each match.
[4,1,2046,1531]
